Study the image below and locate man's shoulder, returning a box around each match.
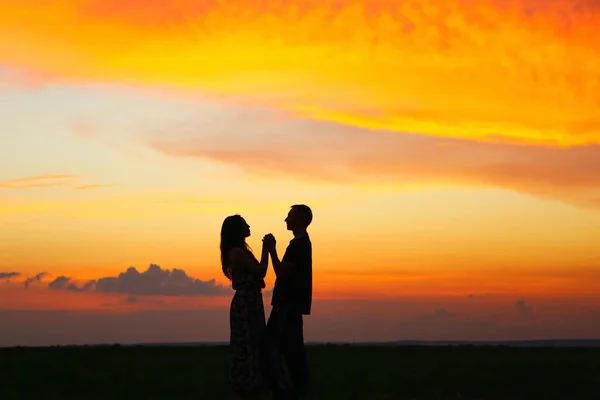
[302,235,312,248]
[297,234,311,244]
[287,234,310,246]
[290,235,311,251]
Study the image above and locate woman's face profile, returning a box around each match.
[240,218,251,238]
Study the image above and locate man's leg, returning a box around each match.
[281,312,309,399]
[264,305,293,399]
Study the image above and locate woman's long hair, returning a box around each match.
[220,215,252,280]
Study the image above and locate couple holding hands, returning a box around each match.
[220,204,313,400]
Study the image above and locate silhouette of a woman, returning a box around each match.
[220,215,269,399]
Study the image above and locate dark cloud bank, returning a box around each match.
[0,272,21,279]
[24,272,47,288]
[47,264,229,296]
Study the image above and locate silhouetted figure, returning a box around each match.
[221,215,270,400]
[263,205,313,400]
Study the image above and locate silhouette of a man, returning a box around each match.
[263,204,313,400]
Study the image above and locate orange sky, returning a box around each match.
[1,0,600,343]
[1,0,599,145]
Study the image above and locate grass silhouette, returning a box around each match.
[1,344,599,399]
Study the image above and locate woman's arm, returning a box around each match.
[264,234,291,278]
[258,242,269,278]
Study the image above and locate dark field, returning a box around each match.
[1,344,599,399]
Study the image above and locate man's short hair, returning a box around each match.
[291,204,313,227]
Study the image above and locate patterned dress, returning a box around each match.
[229,251,268,398]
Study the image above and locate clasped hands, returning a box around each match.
[262,233,276,252]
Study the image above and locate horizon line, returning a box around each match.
[4,338,600,349]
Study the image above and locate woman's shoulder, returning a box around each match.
[228,246,245,254]
[229,246,255,262]
[228,246,245,259]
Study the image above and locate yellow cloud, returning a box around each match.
[73,184,119,190]
[147,112,600,209]
[0,174,117,191]
[0,174,77,189]
[1,0,598,146]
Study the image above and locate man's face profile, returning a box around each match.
[285,209,298,231]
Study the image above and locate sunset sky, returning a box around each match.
[1,0,600,346]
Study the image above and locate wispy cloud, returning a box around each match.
[5,174,76,183]
[1,0,598,146]
[0,174,117,191]
[0,272,20,279]
[24,272,47,288]
[73,184,119,190]
[515,299,535,319]
[148,113,600,209]
[0,174,77,189]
